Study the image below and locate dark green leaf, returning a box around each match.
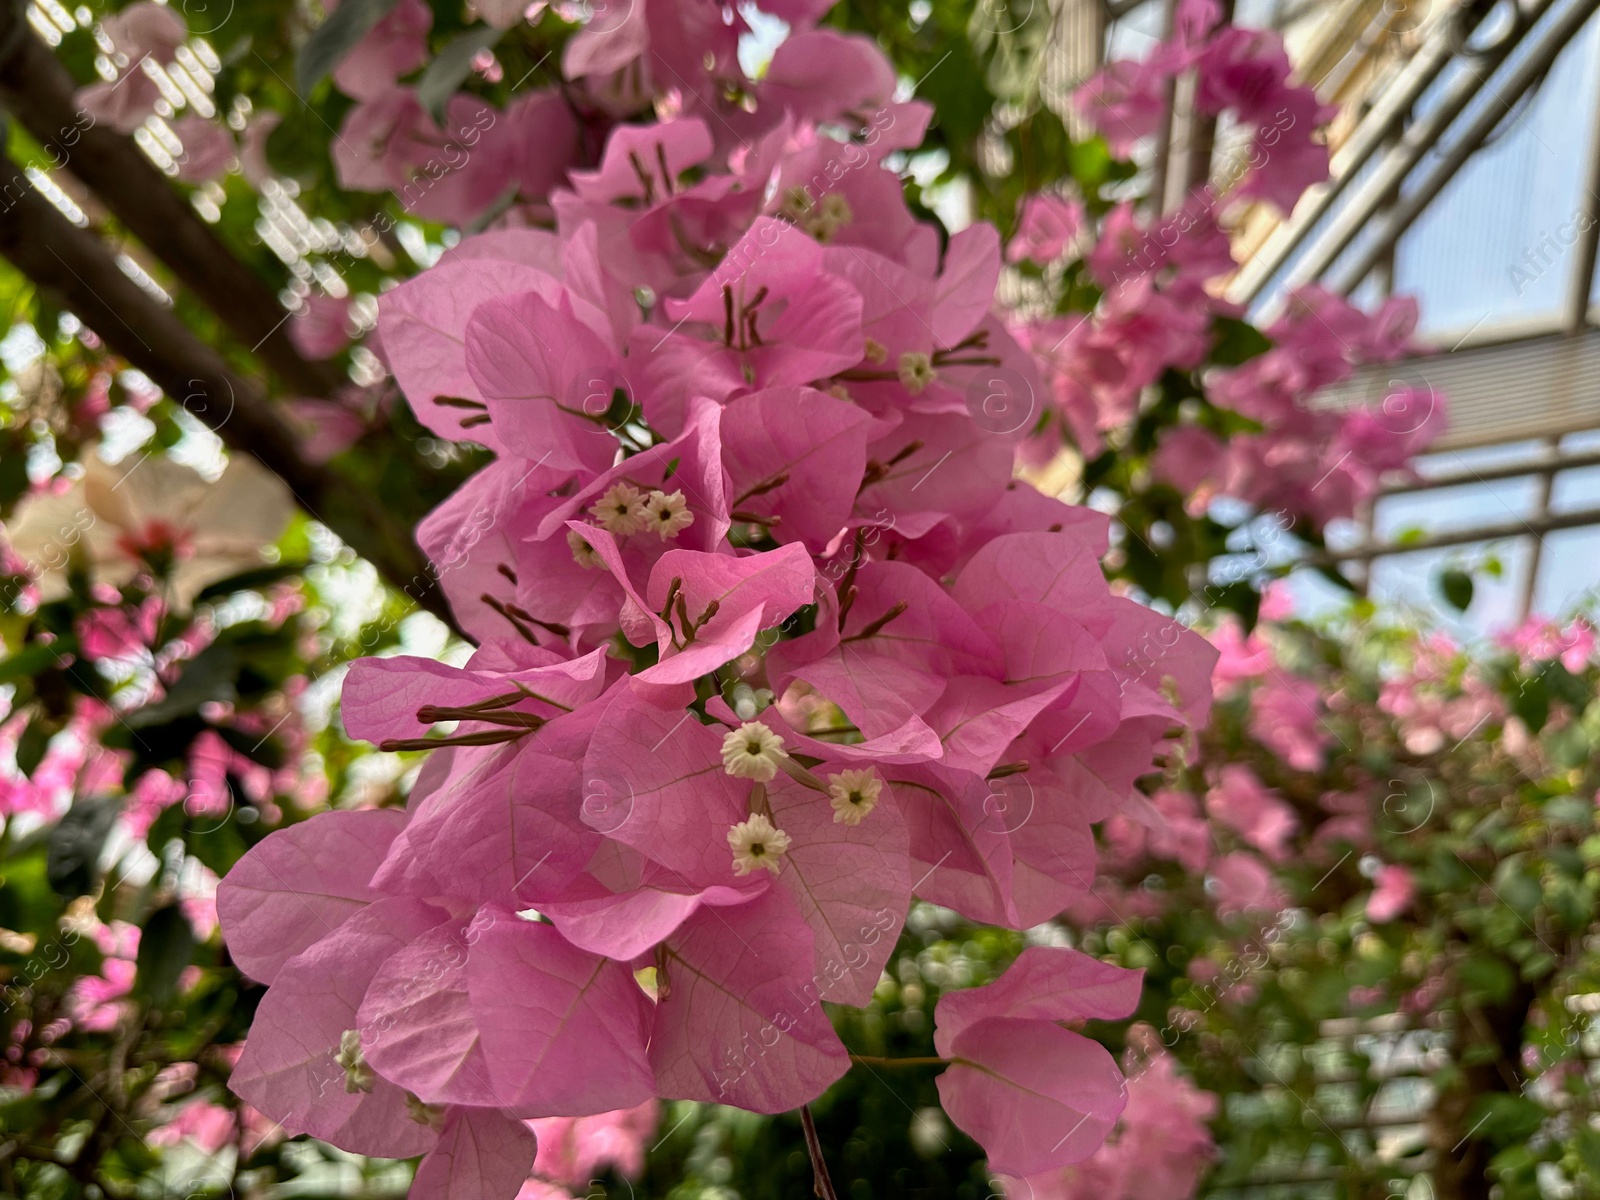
[1511,674,1550,734]
[1209,316,1273,366]
[1440,567,1474,612]
[14,717,49,778]
[45,796,121,897]
[191,562,309,604]
[125,640,240,729]
[134,905,195,1005]
[296,0,402,96]
[1457,954,1516,1005]
[0,642,65,683]
[417,25,503,121]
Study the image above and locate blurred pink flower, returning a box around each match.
[1249,674,1329,771]
[1366,865,1414,923]
[1206,765,1297,862]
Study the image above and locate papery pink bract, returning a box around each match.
[933,948,1141,1177]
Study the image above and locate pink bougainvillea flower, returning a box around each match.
[528,1101,658,1189]
[288,292,354,361]
[171,116,235,183]
[215,21,1249,1186]
[411,1107,538,1200]
[227,897,449,1158]
[465,289,625,473]
[1008,194,1085,265]
[934,948,1141,1177]
[718,387,880,552]
[333,0,432,101]
[77,2,187,132]
[1005,1038,1217,1200]
[1366,864,1415,923]
[217,808,409,984]
[631,217,865,427]
[1208,851,1286,916]
[649,886,850,1113]
[1249,673,1329,771]
[1205,764,1298,862]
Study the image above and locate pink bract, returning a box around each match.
[216,14,1234,1197]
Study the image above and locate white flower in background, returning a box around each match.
[3,447,293,608]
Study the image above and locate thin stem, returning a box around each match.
[799,1104,839,1200]
[841,601,907,643]
[777,755,829,793]
[848,1054,947,1068]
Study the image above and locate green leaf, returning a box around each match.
[1209,316,1273,366]
[1511,674,1550,734]
[296,0,402,96]
[417,25,503,121]
[1473,1092,1547,1144]
[185,796,253,877]
[1439,568,1474,612]
[0,434,29,512]
[13,717,49,778]
[45,796,121,898]
[191,561,309,604]
[1066,137,1114,193]
[134,905,195,1006]
[125,640,240,728]
[0,641,65,683]
[1457,954,1516,1005]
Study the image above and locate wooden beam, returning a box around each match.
[0,168,460,633]
[0,0,345,401]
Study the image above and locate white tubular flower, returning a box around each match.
[728,812,792,875]
[590,482,648,535]
[827,768,883,825]
[721,722,787,781]
[642,489,695,540]
[335,1029,375,1094]
[809,192,853,241]
[568,527,601,568]
[897,351,936,395]
[405,1093,446,1129]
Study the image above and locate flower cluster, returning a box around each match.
[216,58,1222,1195]
[1012,0,1444,534]
[1074,0,1334,209]
[324,0,904,228]
[1060,598,1600,1194]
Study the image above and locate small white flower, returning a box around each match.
[721,722,786,782]
[728,812,792,875]
[897,351,936,395]
[827,768,883,825]
[590,482,648,535]
[862,337,888,364]
[642,489,695,540]
[335,1029,374,1094]
[809,192,853,241]
[568,527,601,568]
[405,1093,446,1129]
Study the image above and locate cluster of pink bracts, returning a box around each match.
[216,72,1223,1200]
[200,1,1447,1195]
